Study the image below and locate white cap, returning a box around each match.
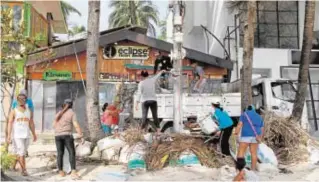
[19,89,27,96]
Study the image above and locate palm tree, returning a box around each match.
[86,0,105,143]
[61,1,81,22]
[68,25,86,36]
[292,1,316,121]
[240,1,257,110]
[158,20,166,40]
[108,0,159,36]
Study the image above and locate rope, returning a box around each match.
[72,42,87,95]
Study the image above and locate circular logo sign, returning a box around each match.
[103,45,117,58]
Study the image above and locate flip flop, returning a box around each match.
[21,170,28,176]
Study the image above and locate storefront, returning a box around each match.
[26,26,233,132]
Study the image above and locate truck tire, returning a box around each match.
[161,122,174,133]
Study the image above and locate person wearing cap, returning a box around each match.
[135,69,166,133]
[53,99,84,179]
[211,102,234,156]
[12,89,34,114]
[7,93,37,176]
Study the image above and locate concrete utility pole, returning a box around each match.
[169,1,185,133]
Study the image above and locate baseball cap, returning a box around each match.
[64,99,73,104]
[19,89,27,96]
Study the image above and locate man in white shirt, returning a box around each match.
[135,70,166,132]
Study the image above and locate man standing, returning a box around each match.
[153,51,172,89]
[190,62,206,93]
[12,89,34,118]
[135,69,166,132]
[7,93,37,176]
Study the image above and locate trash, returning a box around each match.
[95,171,129,181]
[89,146,101,160]
[198,115,219,135]
[63,148,71,174]
[308,146,319,164]
[119,145,130,164]
[127,143,146,170]
[257,163,278,173]
[101,148,120,161]
[76,141,92,157]
[143,133,153,144]
[257,143,278,166]
[171,151,201,166]
[97,137,126,152]
[244,169,259,181]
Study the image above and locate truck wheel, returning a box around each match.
[161,122,174,134]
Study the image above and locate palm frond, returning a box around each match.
[61,1,81,16]
[226,1,247,13]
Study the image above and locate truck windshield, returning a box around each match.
[271,81,296,102]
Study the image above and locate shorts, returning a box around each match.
[102,124,112,134]
[14,138,30,157]
[239,137,258,144]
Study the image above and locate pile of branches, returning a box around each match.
[262,111,318,164]
[121,126,146,146]
[144,134,233,171]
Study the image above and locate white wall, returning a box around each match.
[233,48,290,81]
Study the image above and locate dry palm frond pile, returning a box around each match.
[145,134,233,171]
[262,111,319,164]
[121,126,146,146]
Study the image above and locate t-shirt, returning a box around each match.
[54,109,77,136]
[136,73,162,103]
[12,98,34,112]
[213,108,233,130]
[239,110,264,137]
[154,55,172,74]
[194,66,205,77]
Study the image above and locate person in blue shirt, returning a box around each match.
[234,105,264,172]
[211,102,234,156]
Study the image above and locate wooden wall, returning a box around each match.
[27,41,227,80]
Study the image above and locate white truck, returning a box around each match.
[133,77,309,133]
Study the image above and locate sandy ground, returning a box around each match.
[4,144,319,181]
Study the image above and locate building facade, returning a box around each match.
[25,26,233,132]
[167,1,319,132]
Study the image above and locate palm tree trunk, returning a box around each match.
[129,0,137,25]
[86,0,105,144]
[241,0,256,110]
[292,1,315,121]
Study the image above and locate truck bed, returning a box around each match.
[133,93,241,120]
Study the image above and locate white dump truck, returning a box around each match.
[133,76,309,133]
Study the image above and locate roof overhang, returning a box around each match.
[27,26,233,69]
[28,1,67,34]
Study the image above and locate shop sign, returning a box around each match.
[43,70,72,81]
[103,45,149,59]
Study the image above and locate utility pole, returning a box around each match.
[169,1,185,133]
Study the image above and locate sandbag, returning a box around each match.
[257,143,278,166]
[177,150,200,166]
[89,146,101,160]
[76,141,92,157]
[198,115,219,135]
[308,146,319,164]
[119,145,130,164]
[97,137,126,152]
[127,143,146,170]
[101,148,120,161]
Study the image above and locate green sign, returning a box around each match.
[43,70,72,81]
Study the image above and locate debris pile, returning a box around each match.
[144,134,233,171]
[262,111,319,164]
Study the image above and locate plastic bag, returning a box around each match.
[76,141,92,157]
[127,143,146,169]
[97,137,126,152]
[101,148,120,161]
[199,115,219,135]
[257,143,278,166]
[63,148,71,174]
[177,151,200,166]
